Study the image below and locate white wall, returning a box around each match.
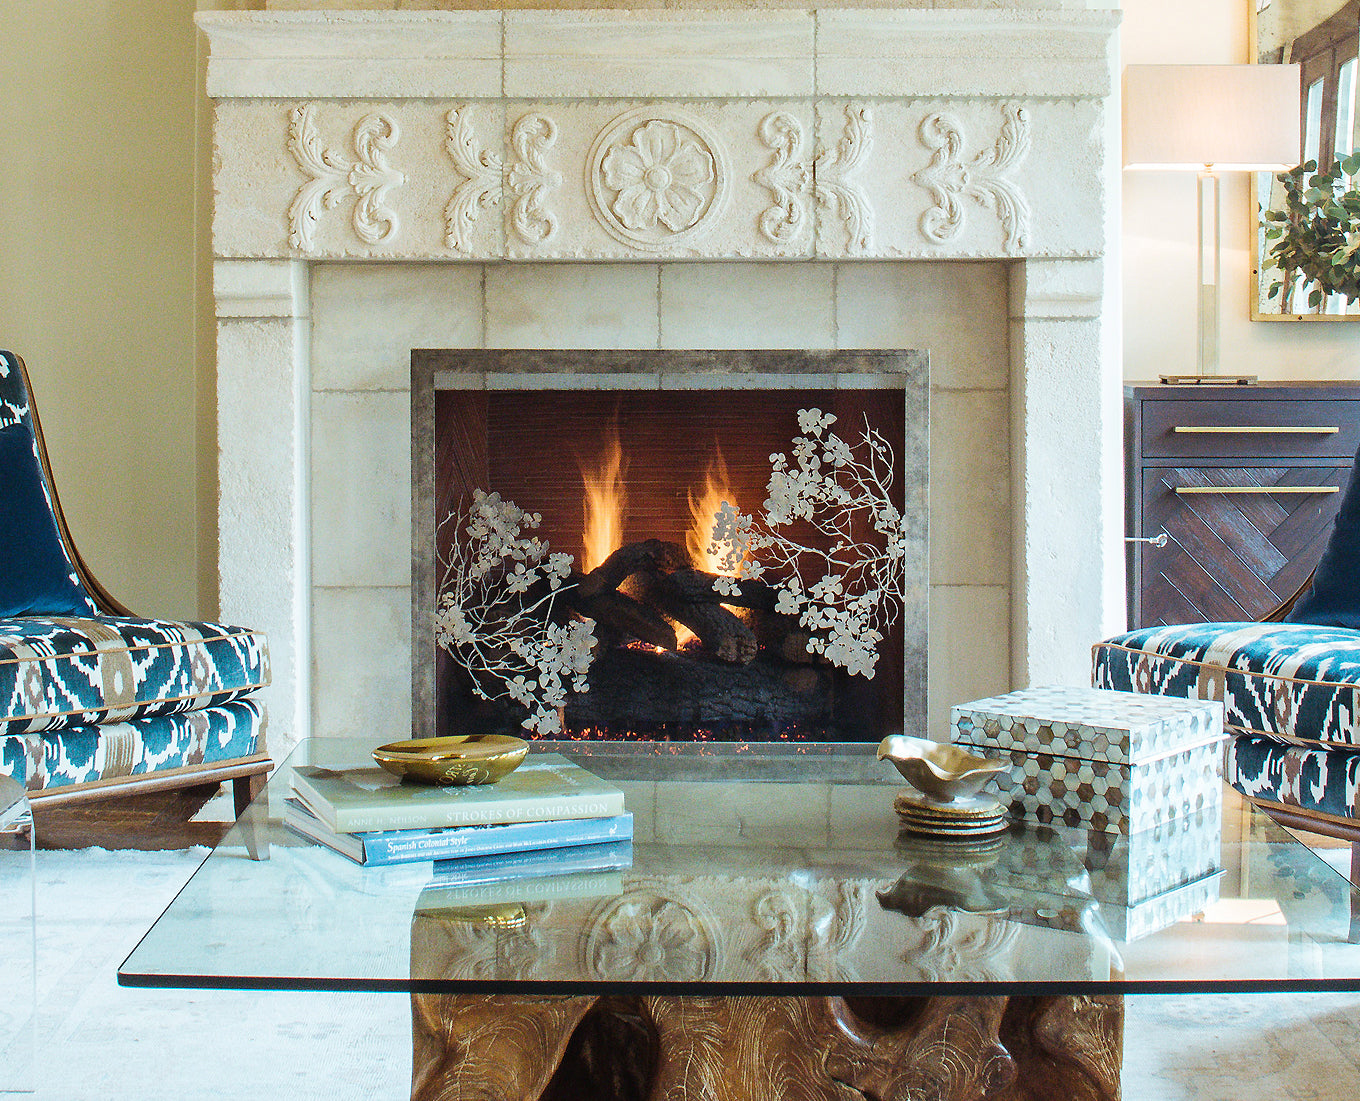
[1122,0,1360,381]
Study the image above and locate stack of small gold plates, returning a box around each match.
[893,789,1009,838]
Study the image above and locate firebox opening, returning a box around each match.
[432,386,906,744]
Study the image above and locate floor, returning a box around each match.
[14,789,1360,1100]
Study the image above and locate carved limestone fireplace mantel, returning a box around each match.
[198,8,1123,753]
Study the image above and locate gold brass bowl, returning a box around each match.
[876,734,1007,803]
[372,735,529,786]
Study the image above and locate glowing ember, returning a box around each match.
[579,419,627,572]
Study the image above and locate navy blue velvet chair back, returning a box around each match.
[0,351,102,617]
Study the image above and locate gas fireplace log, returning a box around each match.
[751,612,824,666]
[635,571,759,665]
[568,588,678,652]
[576,540,688,599]
[663,568,779,612]
[565,647,835,730]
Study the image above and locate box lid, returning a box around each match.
[950,686,1225,766]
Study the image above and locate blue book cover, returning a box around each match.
[427,839,634,889]
[285,797,632,867]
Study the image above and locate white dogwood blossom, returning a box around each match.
[710,410,908,679]
[434,490,595,735]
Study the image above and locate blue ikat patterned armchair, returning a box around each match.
[1093,442,1360,914]
[0,350,271,830]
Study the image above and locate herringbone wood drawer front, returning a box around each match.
[1139,466,1344,625]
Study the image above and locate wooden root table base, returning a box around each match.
[411,993,1123,1101]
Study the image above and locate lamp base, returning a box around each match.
[1158,374,1257,386]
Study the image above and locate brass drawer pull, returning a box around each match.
[1172,425,1339,435]
[1175,485,1339,495]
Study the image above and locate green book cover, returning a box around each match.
[291,753,625,833]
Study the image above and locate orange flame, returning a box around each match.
[687,449,739,576]
[580,421,627,572]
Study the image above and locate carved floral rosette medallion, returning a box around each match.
[587,107,729,253]
[583,884,723,982]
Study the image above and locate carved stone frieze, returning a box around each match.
[212,94,1099,261]
[587,107,729,253]
[913,103,1032,255]
[286,104,405,252]
[443,106,503,254]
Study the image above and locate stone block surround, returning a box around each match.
[199,8,1125,757]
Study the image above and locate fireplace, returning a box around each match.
[198,9,1124,759]
[412,350,927,743]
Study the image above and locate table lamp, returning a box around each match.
[1123,64,1301,384]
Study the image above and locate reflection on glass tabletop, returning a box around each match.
[118,738,1360,995]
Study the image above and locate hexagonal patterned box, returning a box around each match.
[950,686,1226,835]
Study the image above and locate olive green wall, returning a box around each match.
[0,1,221,620]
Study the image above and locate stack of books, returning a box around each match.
[286,752,632,890]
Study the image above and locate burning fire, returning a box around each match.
[687,449,739,575]
[579,419,628,572]
[580,432,741,648]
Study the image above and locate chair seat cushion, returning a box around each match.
[1229,733,1360,823]
[1093,621,1360,749]
[1,697,265,791]
[0,615,270,736]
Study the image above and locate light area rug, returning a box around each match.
[0,847,409,1101]
[4,845,1360,1100]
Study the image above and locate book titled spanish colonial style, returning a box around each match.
[290,753,625,833]
[284,797,633,866]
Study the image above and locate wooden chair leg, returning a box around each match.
[233,772,270,861]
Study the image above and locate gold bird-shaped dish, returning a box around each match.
[876,734,1007,803]
[372,734,529,786]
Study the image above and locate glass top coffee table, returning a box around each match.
[120,738,1360,1101]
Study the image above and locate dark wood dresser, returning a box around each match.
[1126,382,1360,629]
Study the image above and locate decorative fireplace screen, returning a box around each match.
[411,350,927,743]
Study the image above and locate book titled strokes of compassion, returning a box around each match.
[284,796,633,867]
[290,753,625,833]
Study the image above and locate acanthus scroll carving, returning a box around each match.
[287,104,404,252]
[443,107,503,254]
[752,111,812,248]
[814,105,873,255]
[507,113,563,245]
[914,104,1032,254]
